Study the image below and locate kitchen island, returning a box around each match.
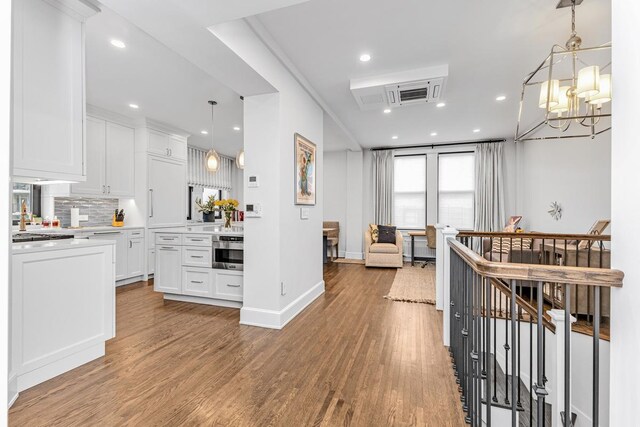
[10,238,116,405]
[153,225,244,308]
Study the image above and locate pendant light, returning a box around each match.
[205,100,220,173]
[235,149,245,169]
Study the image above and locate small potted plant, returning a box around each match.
[214,198,239,229]
[195,195,218,222]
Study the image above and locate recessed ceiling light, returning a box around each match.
[496,95,506,101]
[383,108,391,114]
[110,39,126,49]
[430,132,438,136]
[359,53,371,62]
[473,128,481,133]
[200,130,208,135]
[233,126,241,131]
[128,103,139,109]
[436,102,446,108]
[391,135,398,140]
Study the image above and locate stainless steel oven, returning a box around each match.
[212,235,244,270]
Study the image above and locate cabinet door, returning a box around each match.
[106,122,135,197]
[154,245,182,293]
[148,129,170,157]
[127,237,144,277]
[168,136,187,161]
[214,271,243,302]
[148,156,186,228]
[88,231,127,281]
[71,117,106,196]
[13,0,85,180]
[148,249,155,275]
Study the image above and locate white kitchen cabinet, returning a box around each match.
[127,233,145,278]
[182,246,212,268]
[154,245,182,293]
[71,117,135,198]
[72,117,105,195]
[214,270,244,302]
[148,249,156,275]
[105,122,135,197]
[148,129,187,161]
[148,156,186,228]
[182,267,213,297]
[88,231,127,280]
[12,0,98,181]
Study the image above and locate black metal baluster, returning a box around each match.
[529,311,533,427]
[504,290,510,406]
[593,286,601,427]
[485,277,492,426]
[564,284,572,427]
[517,306,522,411]
[493,283,498,403]
[510,280,517,425]
[535,280,548,426]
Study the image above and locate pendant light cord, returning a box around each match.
[571,0,576,37]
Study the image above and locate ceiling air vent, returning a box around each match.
[350,65,448,111]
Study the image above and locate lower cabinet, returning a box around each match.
[182,267,213,297]
[214,271,243,302]
[154,245,182,293]
[148,248,155,275]
[85,229,145,283]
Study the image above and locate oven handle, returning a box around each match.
[213,242,244,250]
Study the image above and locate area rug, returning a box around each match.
[332,258,365,265]
[384,263,436,305]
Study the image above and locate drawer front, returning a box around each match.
[182,268,213,297]
[214,271,243,301]
[182,246,212,267]
[128,229,144,238]
[155,233,181,245]
[183,234,212,247]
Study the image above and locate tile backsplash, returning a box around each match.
[54,197,119,227]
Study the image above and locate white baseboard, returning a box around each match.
[8,373,18,408]
[240,280,325,329]
[345,251,363,260]
[17,343,105,393]
[116,275,145,287]
[164,294,242,309]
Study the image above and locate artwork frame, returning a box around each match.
[294,133,316,206]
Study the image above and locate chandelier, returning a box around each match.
[515,0,611,142]
[205,100,221,173]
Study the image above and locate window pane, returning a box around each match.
[393,156,426,228]
[438,153,475,229]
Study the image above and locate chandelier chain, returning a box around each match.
[571,0,576,36]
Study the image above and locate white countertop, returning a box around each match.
[12,238,116,255]
[160,225,244,236]
[13,225,144,235]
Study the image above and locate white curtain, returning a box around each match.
[474,142,505,232]
[187,146,234,191]
[372,150,394,225]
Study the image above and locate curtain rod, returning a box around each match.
[369,138,506,151]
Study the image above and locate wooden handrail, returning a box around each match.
[457,231,611,241]
[448,238,623,287]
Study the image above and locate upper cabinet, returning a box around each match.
[12,0,99,182]
[71,116,135,198]
[148,129,187,161]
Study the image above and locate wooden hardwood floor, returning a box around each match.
[9,263,466,427]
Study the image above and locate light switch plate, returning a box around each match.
[300,207,309,220]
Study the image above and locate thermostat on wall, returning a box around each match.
[245,203,262,218]
[248,175,259,188]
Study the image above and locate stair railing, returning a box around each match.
[447,237,623,427]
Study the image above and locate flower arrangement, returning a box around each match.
[214,198,239,212]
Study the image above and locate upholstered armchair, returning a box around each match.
[364,230,403,268]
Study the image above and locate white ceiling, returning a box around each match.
[257,0,612,149]
[85,7,245,155]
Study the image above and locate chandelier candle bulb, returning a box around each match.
[588,74,612,105]
[577,65,600,98]
[539,79,560,109]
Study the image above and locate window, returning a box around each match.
[12,183,41,225]
[438,153,475,230]
[393,156,426,229]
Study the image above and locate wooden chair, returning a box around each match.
[421,225,437,268]
[323,221,340,261]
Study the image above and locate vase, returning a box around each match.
[223,211,233,229]
[203,212,216,223]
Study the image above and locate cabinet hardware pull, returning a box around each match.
[108,185,111,194]
[190,239,204,242]
[149,189,154,218]
[160,247,176,250]
[191,280,204,284]
[95,231,120,235]
[226,284,241,288]
[129,241,132,249]
[191,255,204,258]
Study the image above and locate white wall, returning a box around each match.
[323,151,347,256]
[516,134,611,233]
[323,150,364,259]
[212,20,324,329]
[610,2,640,425]
[2,0,11,416]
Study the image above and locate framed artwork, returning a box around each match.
[294,133,316,205]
